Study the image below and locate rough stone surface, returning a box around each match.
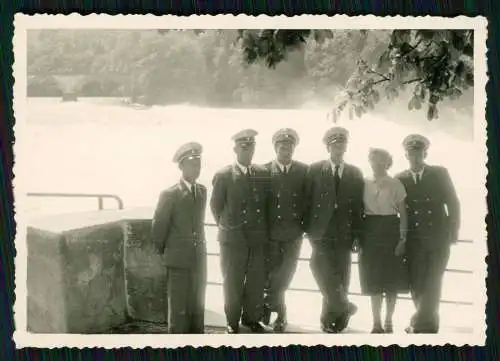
[62,223,127,333]
[123,219,167,323]
[27,228,68,333]
[26,208,192,333]
[27,220,127,333]
[107,321,226,334]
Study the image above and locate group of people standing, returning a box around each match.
[151,125,460,335]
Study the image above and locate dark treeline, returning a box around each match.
[27,29,394,108]
[27,28,474,132]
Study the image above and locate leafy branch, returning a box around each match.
[329,29,474,122]
[235,29,333,68]
[236,29,474,122]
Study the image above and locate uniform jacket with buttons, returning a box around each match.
[264,159,308,242]
[151,181,207,268]
[303,160,364,248]
[396,165,460,248]
[210,163,270,244]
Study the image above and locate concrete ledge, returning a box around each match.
[27,207,154,234]
[123,219,167,323]
[27,222,127,333]
[26,210,151,333]
[26,208,474,334]
[27,228,68,333]
[63,223,127,333]
[27,208,163,333]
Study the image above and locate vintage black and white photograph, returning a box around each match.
[12,14,487,348]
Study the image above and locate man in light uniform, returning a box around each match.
[303,126,364,333]
[262,128,308,332]
[210,129,270,334]
[151,142,207,334]
[396,134,460,333]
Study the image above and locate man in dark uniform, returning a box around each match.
[210,129,270,334]
[151,142,207,334]
[303,126,364,333]
[396,134,460,334]
[262,128,308,332]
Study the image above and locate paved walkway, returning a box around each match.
[111,284,473,334]
[204,285,474,334]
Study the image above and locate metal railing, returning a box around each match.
[26,192,474,307]
[202,222,475,307]
[27,192,124,210]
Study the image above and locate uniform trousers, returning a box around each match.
[219,241,266,327]
[166,253,207,334]
[310,241,352,325]
[264,238,302,312]
[406,241,450,333]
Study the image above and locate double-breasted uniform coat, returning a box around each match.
[210,162,271,328]
[263,159,308,315]
[396,164,460,333]
[151,180,208,334]
[304,160,364,327]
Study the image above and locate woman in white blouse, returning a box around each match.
[359,148,409,333]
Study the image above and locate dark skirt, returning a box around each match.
[359,215,410,295]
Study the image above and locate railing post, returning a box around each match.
[115,196,124,210]
[27,192,125,211]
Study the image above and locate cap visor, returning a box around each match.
[275,139,295,144]
[179,155,201,162]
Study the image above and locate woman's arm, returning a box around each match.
[397,199,408,241]
[394,177,408,256]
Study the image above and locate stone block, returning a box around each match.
[123,219,167,323]
[27,213,127,333]
[62,223,127,333]
[27,228,67,333]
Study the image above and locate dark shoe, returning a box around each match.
[321,322,338,333]
[272,307,287,332]
[242,321,266,333]
[226,325,239,334]
[384,320,394,333]
[405,325,415,334]
[371,324,385,334]
[415,327,438,334]
[272,318,287,333]
[332,303,358,333]
[405,321,438,334]
[261,305,272,326]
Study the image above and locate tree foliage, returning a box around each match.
[27,29,473,120]
[237,29,474,121]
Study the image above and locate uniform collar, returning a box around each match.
[408,165,426,183]
[409,165,426,177]
[329,159,345,177]
[275,159,292,173]
[181,178,195,192]
[235,161,251,174]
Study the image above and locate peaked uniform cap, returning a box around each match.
[272,128,300,146]
[232,129,258,146]
[402,134,430,151]
[173,142,203,163]
[323,126,349,145]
